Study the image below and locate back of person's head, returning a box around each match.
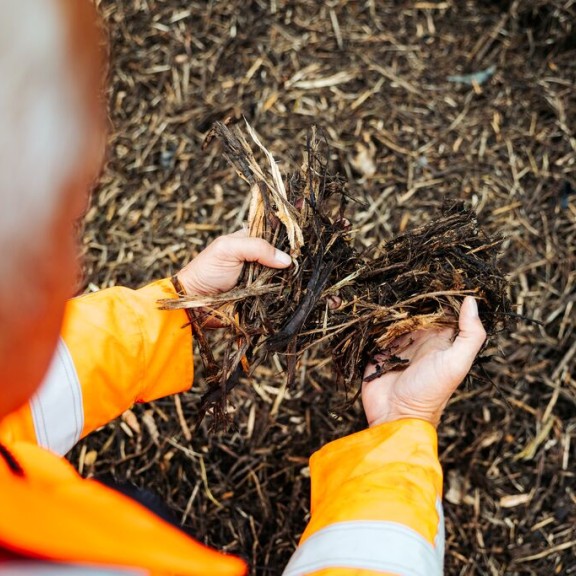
[0,0,105,414]
[0,0,104,293]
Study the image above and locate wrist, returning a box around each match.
[365,401,443,429]
[369,413,441,429]
[175,271,203,297]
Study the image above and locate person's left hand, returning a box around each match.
[361,296,486,428]
[177,229,292,297]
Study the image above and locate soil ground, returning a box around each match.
[73,1,575,574]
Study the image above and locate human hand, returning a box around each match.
[176,229,292,297]
[362,296,486,428]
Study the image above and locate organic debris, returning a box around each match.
[161,122,512,425]
[75,1,576,574]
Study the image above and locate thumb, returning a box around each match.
[450,296,487,374]
[225,236,293,269]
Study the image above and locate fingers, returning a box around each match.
[326,294,342,310]
[213,234,292,268]
[449,296,487,376]
[178,232,292,297]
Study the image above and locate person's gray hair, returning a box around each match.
[0,0,85,291]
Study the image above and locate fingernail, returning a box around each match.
[275,249,292,266]
[467,296,479,318]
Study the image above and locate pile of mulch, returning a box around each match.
[74,1,575,574]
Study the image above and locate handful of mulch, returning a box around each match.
[161,122,512,426]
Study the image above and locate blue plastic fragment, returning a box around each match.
[447,65,496,86]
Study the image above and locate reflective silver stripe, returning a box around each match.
[435,497,445,565]
[30,338,83,455]
[283,519,443,576]
[0,563,144,576]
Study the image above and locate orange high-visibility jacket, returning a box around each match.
[0,279,445,576]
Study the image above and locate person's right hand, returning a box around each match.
[362,296,486,428]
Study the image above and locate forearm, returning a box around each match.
[0,279,193,454]
[283,419,444,576]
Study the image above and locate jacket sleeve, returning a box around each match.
[282,419,445,576]
[0,278,193,455]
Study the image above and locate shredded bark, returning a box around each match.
[161,123,512,426]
